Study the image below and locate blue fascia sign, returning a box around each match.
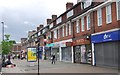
[91,30,120,43]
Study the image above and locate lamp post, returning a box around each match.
[1,22,4,41]
[35,34,40,75]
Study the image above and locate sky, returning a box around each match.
[0,0,77,43]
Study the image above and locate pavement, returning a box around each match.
[1,59,119,74]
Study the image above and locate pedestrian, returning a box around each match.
[3,58,16,68]
[51,54,56,64]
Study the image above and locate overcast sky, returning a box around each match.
[0,0,77,42]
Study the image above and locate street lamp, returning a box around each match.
[35,34,40,75]
[1,22,4,41]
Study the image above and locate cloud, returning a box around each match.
[24,21,29,25]
[0,0,77,42]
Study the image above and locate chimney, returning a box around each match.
[47,19,52,25]
[39,25,44,29]
[66,2,73,10]
[37,27,40,31]
[52,15,57,21]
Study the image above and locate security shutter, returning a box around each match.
[61,47,72,62]
[95,41,119,68]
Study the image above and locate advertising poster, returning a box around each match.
[27,47,37,62]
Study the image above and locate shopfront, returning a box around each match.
[61,47,72,62]
[51,43,60,61]
[73,38,92,64]
[91,29,120,68]
[44,47,51,60]
[60,39,73,62]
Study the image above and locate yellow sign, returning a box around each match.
[27,48,37,62]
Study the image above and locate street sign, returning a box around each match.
[27,47,37,62]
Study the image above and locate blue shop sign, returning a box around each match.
[91,30,120,43]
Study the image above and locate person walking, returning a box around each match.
[51,54,56,64]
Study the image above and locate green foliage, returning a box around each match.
[1,34,15,55]
[9,40,16,44]
[5,34,10,40]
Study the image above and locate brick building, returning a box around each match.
[12,43,22,55]
[45,0,120,69]
[21,0,120,69]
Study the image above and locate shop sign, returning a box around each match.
[27,47,37,62]
[91,30,120,43]
[60,42,66,47]
[46,43,54,47]
[53,43,60,47]
[66,42,73,46]
[73,38,86,46]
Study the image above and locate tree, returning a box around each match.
[5,34,10,40]
[1,34,15,55]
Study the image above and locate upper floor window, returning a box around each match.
[57,17,62,24]
[116,0,120,20]
[62,26,65,37]
[76,19,80,33]
[54,30,57,39]
[50,23,53,29]
[38,32,41,36]
[66,24,68,36]
[97,8,102,26]
[81,17,85,31]
[69,23,72,35]
[58,29,60,39]
[67,10,73,18]
[81,0,92,9]
[106,4,112,24]
[87,14,91,30]
[49,32,51,39]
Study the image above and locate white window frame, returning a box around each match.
[84,0,92,9]
[54,30,57,39]
[76,19,80,33]
[66,24,68,36]
[62,26,64,37]
[58,29,60,39]
[57,17,62,24]
[87,14,91,30]
[67,10,73,18]
[106,4,112,24]
[50,23,53,28]
[97,8,102,26]
[69,23,72,35]
[81,17,85,31]
[49,32,51,39]
[116,0,120,20]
